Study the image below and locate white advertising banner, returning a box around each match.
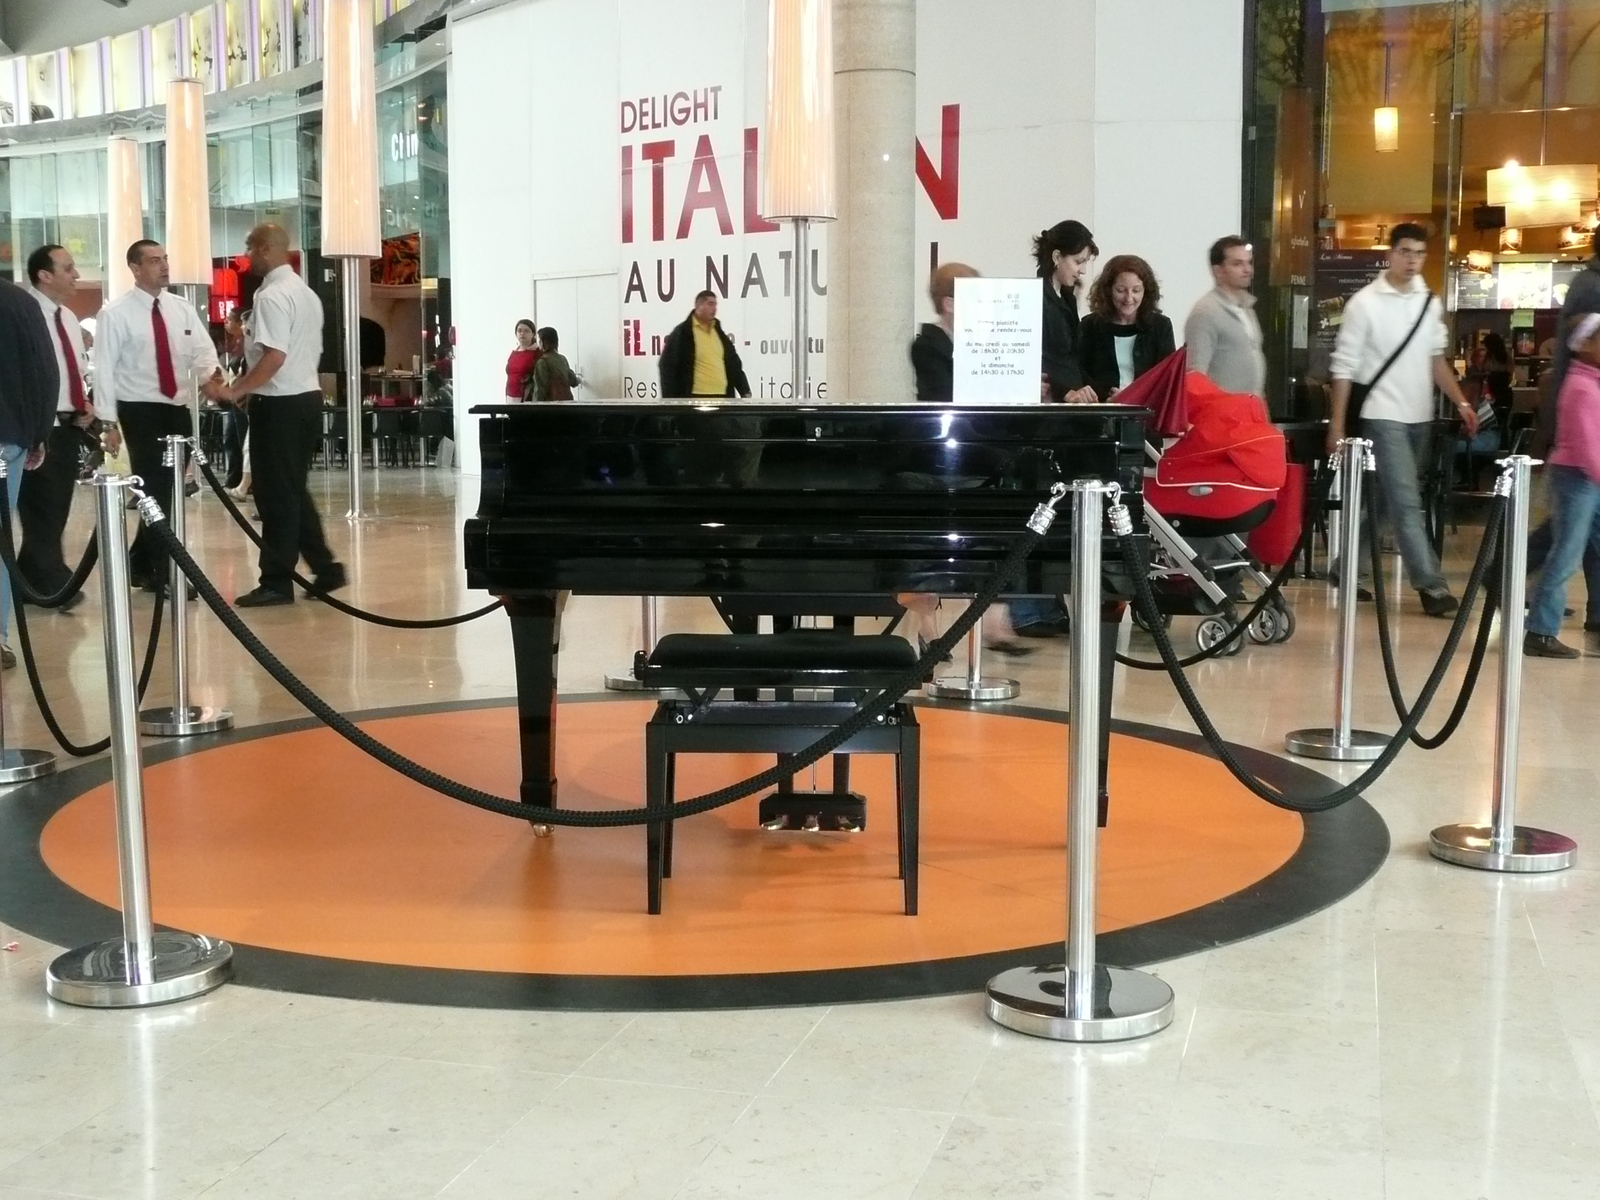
[952,277,1042,404]
[616,0,826,400]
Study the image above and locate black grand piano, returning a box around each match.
[464,401,1149,811]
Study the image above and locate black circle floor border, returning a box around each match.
[0,694,1389,1011]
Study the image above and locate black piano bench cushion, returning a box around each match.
[649,631,917,673]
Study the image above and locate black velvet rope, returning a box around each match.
[0,484,165,756]
[1116,491,1505,814]
[194,456,503,629]
[1371,489,1504,750]
[140,495,1048,827]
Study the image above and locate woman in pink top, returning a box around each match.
[1527,313,1600,658]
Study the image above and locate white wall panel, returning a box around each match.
[1092,0,1244,339]
[448,0,1245,471]
[447,0,538,475]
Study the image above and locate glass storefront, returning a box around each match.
[1245,0,1600,417]
[0,46,450,405]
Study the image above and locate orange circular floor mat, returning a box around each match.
[39,702,1302,977]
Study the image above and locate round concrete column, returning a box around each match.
[826,0,915,402]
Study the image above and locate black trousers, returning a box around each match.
[250,392,336,593]
[16,419,86,593]
[120,403,192,585]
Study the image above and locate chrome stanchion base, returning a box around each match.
[0,748,57,784]
[925,674,1018,701]
[985,963,1175,1043]
[1283,727,1388,761]
[46,931,232,1008]
[137,705,234,737]
[603,672,664,692]
[1428,822,1576,873]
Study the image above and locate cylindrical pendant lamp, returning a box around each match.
[322,0,381,518]
[163,78,210,285]
[105,137,144,301]
[321,0,380,258]
[764,0,836,220]
[765,0,836,402]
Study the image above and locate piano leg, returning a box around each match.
[502,591,563,817]
[1098,601,1123,828]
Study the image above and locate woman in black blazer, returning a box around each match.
[1079,254,1177,399]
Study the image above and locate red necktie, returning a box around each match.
[54,309,87,413]
[151,298,179,399]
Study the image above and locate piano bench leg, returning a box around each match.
[898,721,920,917]
[646,723,669,915]
[663,754,677,879]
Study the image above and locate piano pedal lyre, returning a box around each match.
[757,791,868,834]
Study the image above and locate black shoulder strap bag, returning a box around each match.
[1350,289,1433,419]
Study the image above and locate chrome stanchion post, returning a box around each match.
[986,481,1175,1042]
[47,475,232,1007]
[0,458,57,783]
[139,438,232,737]
[1285,437,1387,761]
[605,595,667,691]
[1430,454,1575,872]
[926,625,1018,701]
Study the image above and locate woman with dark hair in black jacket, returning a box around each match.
[1033,220,1098,403]
[1079,254,1177,399]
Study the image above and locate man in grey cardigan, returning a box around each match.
[1184,236,1267,399]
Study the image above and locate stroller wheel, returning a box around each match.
[1272,602,1296,644]
[1248,606,1281,645]
[1132,605,1172,635]
[1195,616,1239,657]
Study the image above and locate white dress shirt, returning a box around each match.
[25,285,106,421]
[1330,273,1447,424]
[247,264,325,396]
[94,287,220,422]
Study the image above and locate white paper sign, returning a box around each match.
[952,277,1044,404]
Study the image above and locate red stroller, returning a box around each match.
[1117,357,1296,654]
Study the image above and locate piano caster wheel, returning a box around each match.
[530,823,554,838]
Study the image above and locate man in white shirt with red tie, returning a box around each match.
[95,239,223,595]
[19,244,111,611]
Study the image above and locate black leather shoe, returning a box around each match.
[1525,632,1581,659]
[235,585,293,608]
[1419,590,1459,618]
[152,582,198,602]
[305,563,347,599]
[2,646,15,670]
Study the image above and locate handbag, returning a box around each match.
[1349,289,1433,417]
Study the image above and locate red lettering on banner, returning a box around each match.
[915,103,961,220]
[639,140,675,242]
[676,134,733,239]
[621,144,634,243]
[743,127,780,234]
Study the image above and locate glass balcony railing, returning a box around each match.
[0,0,419,127]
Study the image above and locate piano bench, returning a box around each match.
[644,698,921,918]
[635,630,920,693]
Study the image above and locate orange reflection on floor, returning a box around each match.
[40,703,1300,976]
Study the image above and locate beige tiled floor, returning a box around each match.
[0,467,1597,1199]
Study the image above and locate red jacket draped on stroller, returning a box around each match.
[1132,369,1287,524]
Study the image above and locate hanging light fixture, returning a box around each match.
[765,0,836,402]
[163,78,210,287]
[105,136,143,302]
[1374,42,1399,154]
[321,0,380,519]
